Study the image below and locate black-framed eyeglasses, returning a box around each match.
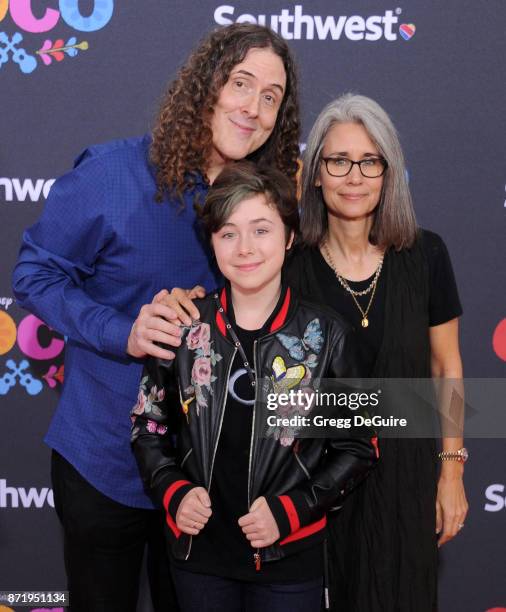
[321,156,388,178]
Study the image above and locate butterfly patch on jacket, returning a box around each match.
[276,318,324,369]
[271,355,306,395]
[268,355,315,447]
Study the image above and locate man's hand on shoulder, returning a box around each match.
[127,289,183,360]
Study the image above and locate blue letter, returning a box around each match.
[60,0,113,32]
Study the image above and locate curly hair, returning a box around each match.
[150,24,300,203]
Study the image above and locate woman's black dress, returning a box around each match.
[284,230,462,612]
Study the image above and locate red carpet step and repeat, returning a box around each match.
[1,1,505,610]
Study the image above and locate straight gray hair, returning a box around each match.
[300,93,418,249]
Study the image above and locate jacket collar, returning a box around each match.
[215,283,292,338]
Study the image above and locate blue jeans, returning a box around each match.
[171,565,323,612]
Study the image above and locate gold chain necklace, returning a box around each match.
[322,240,384,328]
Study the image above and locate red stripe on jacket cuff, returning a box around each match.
[165,510,181,538]
[278,494,300,533]
[280,515,327,545]
[162,480,191,539]
[163,480,192,514]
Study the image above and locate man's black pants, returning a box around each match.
[51,451,178,612]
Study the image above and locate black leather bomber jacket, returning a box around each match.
[131,285,378,567]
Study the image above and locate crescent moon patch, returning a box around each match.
[228,368,255,406]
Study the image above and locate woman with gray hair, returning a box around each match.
[284,93,468,611]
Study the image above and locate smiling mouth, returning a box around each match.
[235,263,262,272]
[230,118,256,133]
[340,194,366,200]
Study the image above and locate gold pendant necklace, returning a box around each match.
[346,280,378,328]
[322,239,383,328]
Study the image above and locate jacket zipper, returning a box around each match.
[184,534,193,561]
[294,451,310,479]
[184,348,237,562]
[248,340,260,570]
[209,347,237,492]
[180,448,193,469]
[247,341,259,508]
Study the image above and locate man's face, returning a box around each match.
[208,48,287,181]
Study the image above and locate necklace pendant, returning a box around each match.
[361,317,369,328]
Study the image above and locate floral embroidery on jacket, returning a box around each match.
[184,322,222,415]
[130,378,166,438]
[131,379,165,419]
[146,419,168,435]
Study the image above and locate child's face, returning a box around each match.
[211,194,293,293]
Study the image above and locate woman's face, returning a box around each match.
[316,122,384,223]
[209,48,287,175]
[211,194,292,294]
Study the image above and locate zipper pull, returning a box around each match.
[254,550,261,571]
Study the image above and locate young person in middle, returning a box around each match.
[131,162,378,612]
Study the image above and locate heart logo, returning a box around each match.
[399,23,416,40]
[492,319,506,361]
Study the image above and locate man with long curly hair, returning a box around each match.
[12,23,300,612]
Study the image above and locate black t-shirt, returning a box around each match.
[310,230,462,376]
[174,294,323,582]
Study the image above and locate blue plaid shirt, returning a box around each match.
[12,136,220,507]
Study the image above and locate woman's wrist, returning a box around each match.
[439,461,464,479]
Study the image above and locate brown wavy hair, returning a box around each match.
[200,161,299,244]
[150,24,300,203]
